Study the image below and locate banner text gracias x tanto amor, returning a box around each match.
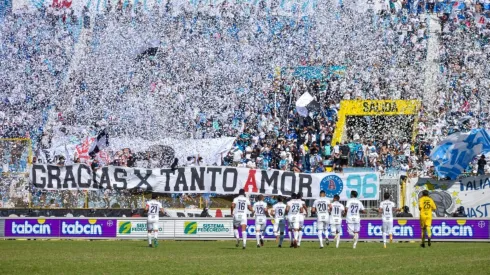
[30,164,380,200]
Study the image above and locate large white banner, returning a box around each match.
[30,164,380,200]
[406,176,490,218]
[47,134,236,167]
[107,137,236,167]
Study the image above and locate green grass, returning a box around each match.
[0,240,489,274]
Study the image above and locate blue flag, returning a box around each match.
[431,129,490,180]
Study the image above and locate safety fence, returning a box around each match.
[1,217,488,242]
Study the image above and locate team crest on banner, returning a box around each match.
[320,175,344,198]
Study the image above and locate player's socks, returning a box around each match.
[353,233,358,248]
[427,226,432,239]
[382,232,386,245]
[153,231,159,247]
[279,234,284,246]
[234,229,240,245]
[335,234,340,248]
[256,233,260,245]
[242,231,247,247]
[318,230,324,247]
[288,231,292,242]
[148,233,152,245]
[298,231,303,246]
[389,234,393,243]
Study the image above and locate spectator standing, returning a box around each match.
[340,142,350,169]
[232,147,243,167]
[477,155,486,175]
[402,140,411,160]
[333,142,341,171]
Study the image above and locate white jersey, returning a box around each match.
[380,200,396,222]
[346,198,365,223]
[287,199,302,217]
[253,201,268,219]
[313,197,331,221]
[146,199,163,221]
[272,202,286,220]
[232,195,251,217]
[330,201,345,225]
[298,199,307,216]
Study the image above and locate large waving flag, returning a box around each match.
[431,129,490,180]
[296,92,321,117]
[88,129,109,159]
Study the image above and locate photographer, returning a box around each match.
[200,207,211,217]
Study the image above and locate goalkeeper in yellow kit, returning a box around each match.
[418,190,437,248]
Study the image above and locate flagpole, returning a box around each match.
[284,81,296,127]
[274,91,277,123]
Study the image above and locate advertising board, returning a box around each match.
[4,218,117,238]
[245,218,489,240]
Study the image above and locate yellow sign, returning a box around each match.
[331,100,421,146]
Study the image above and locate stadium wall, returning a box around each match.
[1,217,488,242]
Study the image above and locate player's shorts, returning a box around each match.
[233,214,247,228]
[288,214,300,230]
[347,222,361,234]
[420,216,432,228]
[382,220,393,234]
[147,219,159,231]
[330,224,342,235]
[255,217,266,232]
[273,219,285,235]
[317,220,329,231]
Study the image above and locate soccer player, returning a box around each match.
[329,194,345,248]
[346,190,366,249]
[252,195,269,248]
[286,193,302,248]
[270,196,287,247]
[312,190,331,248]
[145,193,164,248]
[419,190,437,248]
[296,192,308,247]
[231,189,253,249]
[285,193,296,247]
[379,192,397,248]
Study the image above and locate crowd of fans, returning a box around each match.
[1,0,490,208]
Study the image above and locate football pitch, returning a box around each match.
[0,240,489,274]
